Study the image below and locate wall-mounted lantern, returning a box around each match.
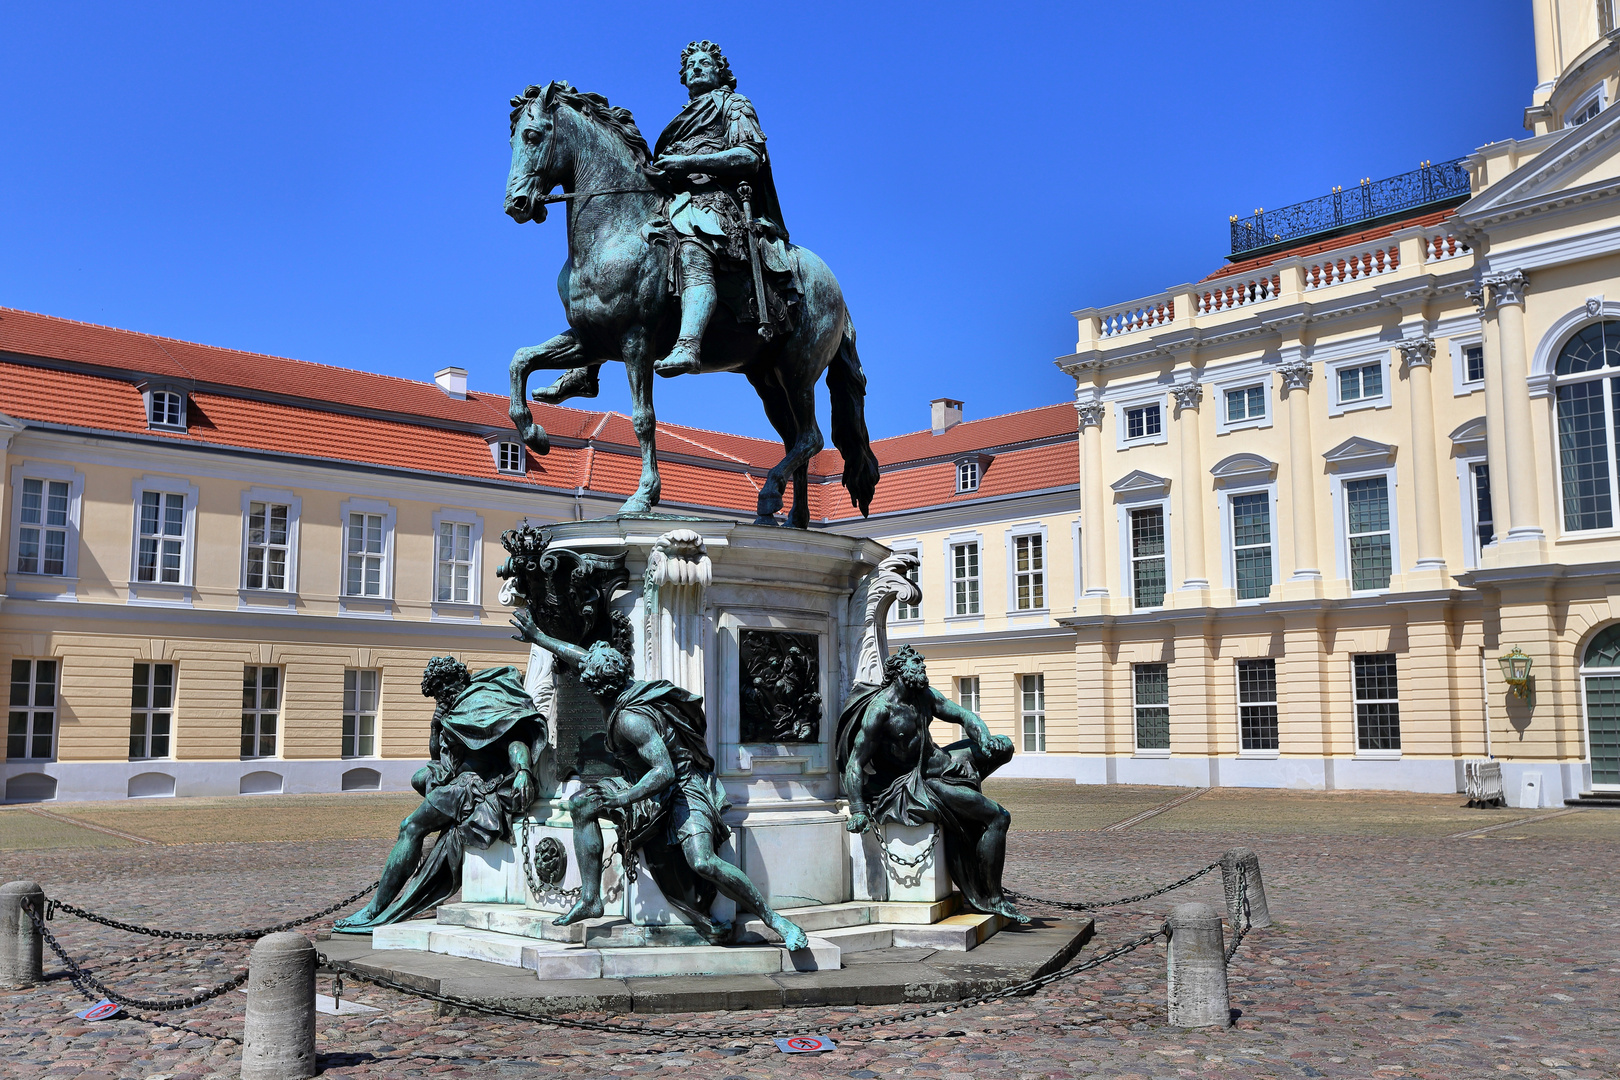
[1498,646,1533,699]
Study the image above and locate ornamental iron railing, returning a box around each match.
[1229,158,1471,257]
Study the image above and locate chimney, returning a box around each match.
[434,366,468,400]
[931,397,964,435]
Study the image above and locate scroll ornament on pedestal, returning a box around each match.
[852,551,923,687]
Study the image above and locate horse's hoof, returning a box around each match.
[620,496,655,515]
[752,514,782,527]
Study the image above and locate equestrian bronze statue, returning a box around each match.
[502,41,879,529]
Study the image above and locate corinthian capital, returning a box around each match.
[1169,382,1203,413]
[1276,359,1313,392]
[1483,269,1529,307]
[1398,337,1436,368]
[1075,400,1106,429]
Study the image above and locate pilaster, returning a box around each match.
[1077,397,1109,603]
[1398,337,1447,586]
[1276,358,1323,598]
[1482,270,1549,562]
[1170,381,1209,597]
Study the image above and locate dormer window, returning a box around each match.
[146,389,186,430]
[496,441,525,474]
[956,460,979,493]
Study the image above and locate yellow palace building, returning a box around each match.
[1053,0,1620,806]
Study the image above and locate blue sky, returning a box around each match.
[1,2,1530,443]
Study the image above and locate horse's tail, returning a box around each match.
[827,319,880,517]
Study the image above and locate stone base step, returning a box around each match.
[1565,791,1620,807]
[374,922,841,979]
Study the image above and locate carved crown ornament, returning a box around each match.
[1398,337,1436,368]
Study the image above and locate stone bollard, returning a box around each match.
[1166,901,1230,1028]
[0,881,45,989]
[242,932,317,1080]
[1219,847,1272,930]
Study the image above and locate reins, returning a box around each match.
[536,187,659,204]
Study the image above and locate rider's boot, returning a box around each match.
[655,248,716,378]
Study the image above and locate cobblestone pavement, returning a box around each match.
[1,790,1617,1079]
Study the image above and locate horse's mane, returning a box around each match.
[509,82,651,165]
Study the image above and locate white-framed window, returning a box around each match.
[1236,658,1278,753]
[1129,505,1167,608]
[339,499,396,601]
[1565,82,1607,128]
[1550,320,1620,533]
[1012,533,1045,611]
[494,440,526,475]
[957,675,980,714]
[17,478,69,575]
[893,548,921,622]
[130,662,174,760]
[432,510,484,610]
[1353,653,1401,754]
[138,491,185,583]
[9,659,59,761]
[1228,490,1274,601]
[950,541,981,616]
[148,390,186,429]
[1468,462,1495,565]
[245,502,291,591]
[956,459,980,493]
[1327,354,1391,416]
[1124,402,1161,440]
[1133,663,1170,753]
[343,669,380,758]
[1224,385,1266,425]
[1450,335,1486,396]
[130,476,198,592]
[1020,673,1046,752]
[1344,475,1394,590]
[10,464,84,587]
[437,521,473,603]
[240,665,280,759]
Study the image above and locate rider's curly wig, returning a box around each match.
[679,40,737,91]
[420,655,471,700]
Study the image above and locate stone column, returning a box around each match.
[1486,270,1544,543]
[1399,337,1446,573]
[1277,360,1321,582]
[641,529,712,696]
[1171,382,1209,592]
[1077,400,1109,598]
[1470,284,1513,534]
[1166,901,1230,1028]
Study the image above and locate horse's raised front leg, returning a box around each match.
[619,328,662,515]
[508,330,585,454]
[533,364,601,405]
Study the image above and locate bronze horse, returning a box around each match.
[502,82,879,528]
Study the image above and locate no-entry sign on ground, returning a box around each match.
[775,1035,836,1053]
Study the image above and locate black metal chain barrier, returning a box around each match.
[25,905,249,1012]
[1006,860,1221,913]
[1225,867,1250,961]
[318,928,1166,1041]
[44,878,380,941]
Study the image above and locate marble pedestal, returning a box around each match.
[386,517,1001,979]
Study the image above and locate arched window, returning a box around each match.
[1579,624,1620,788]
[1554,320,1620,531]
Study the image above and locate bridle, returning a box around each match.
[519,98,659,208]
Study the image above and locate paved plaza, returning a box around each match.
[1,782,1616,1080]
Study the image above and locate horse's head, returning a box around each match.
[505,82,565,224]
[505,81,652,225]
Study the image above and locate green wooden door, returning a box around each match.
[1582,675,1620,787]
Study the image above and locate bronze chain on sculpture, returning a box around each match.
[1005,860,1221,913]
[26,905,250,1012]
[44,878,380,941]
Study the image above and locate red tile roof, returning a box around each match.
[1202,208,1458,282]
[0,306,1077,524]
